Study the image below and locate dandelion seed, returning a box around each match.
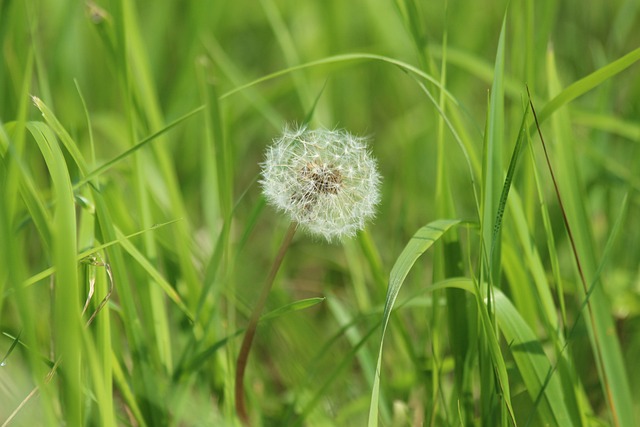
[261,125,382,242]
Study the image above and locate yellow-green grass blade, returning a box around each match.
[26,121,82,425]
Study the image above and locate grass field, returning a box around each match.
[1,0,640,426]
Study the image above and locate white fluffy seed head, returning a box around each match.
[261,126,382,242]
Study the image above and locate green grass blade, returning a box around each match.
[493,289,577,426]
[26,121,82,425]
[73,106,205,190]
[114,226,194,321]
[367,219,462,427]
[537,46,640,126]
[482,13,506,287]
[545,48,634,427]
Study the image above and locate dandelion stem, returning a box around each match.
[235,221,298,424]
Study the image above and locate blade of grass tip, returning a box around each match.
[27,121,82,426]
[0,330,22,366]
[529,62,634,426]
[483,13,506,291]
[31,97,89,175]
[3,122,53,252]
[367,219,462,427]
[491,100,530,259]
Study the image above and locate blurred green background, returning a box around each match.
[1,0,640,425]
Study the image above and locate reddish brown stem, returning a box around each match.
[235,222,298,425]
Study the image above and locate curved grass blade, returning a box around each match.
[27,120,83,426]
[367,219,462,427]
[219,53,460,108]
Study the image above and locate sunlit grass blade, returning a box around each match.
[26,120,82,425]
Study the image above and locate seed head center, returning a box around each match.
[302,161,343,195]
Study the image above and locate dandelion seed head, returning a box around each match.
[261,125,382,242]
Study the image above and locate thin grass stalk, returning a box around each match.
[235,222,298,424]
